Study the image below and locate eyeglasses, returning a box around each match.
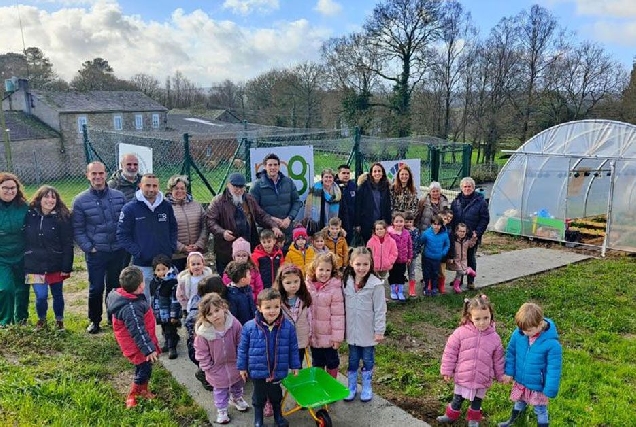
[1,186,17,191]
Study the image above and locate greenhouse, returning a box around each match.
[489,119,636,255]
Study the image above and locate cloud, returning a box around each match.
[314,0,342,16]
[222,0,279,15]
[588,20,636,46]
[0,1,331,85]
[553,0,636,18]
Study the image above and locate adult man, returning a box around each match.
[336,164,356,244]
[117,174,178,300]
[250,153,302,249]
[107,153,142,202]
[72,162,127,334]
[207,173,282,275]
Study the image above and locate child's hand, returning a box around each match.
[406,259,411,266]
[374,334,384,342]
[239,370,248,382]
[146,351,158,363]
[443,375,452,382]
[331,341,341,350]
[501,375,513,384]
[472,231,477,238]
[291,369,299,376]
[170,318,179,324]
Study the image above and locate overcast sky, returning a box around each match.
[1,0,635,86]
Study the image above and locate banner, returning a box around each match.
[380,159,422,195]
[117,143,153,174]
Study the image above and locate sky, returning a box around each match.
[1,0,635,87]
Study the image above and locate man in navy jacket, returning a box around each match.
[117,174,178,300]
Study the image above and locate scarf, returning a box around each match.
[305,181,342,227]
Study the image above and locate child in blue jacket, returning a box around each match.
[238,288,300,427]
[420,214,450,296]
[498,302,562,427]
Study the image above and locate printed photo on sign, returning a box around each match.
[118,143,153,174]
[380,159,422,195]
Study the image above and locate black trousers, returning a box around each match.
[251,378,283,408]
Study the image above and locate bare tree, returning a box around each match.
[290,62,325,128]
[208,79,244,111]
[129,73,161,99]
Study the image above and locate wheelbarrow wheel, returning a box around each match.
[315,409,332,427]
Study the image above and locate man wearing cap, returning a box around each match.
[207,173,282,275]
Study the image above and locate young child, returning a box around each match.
[437,208,455,294]
[224,261,257,325]
[498,303,563,427]
[149,254,181,359]
[106,266,159,408]
[387,212,412,301]
[222,237,264,303]
[237,288,301,427]
[285,226,315,276]
[404,211,422,297]
[420,214,450,296]
[446,223,478,294]
[366,220,398,284]
[311,230,330,255]
[323,217,349,269]
[176,251,213,313]
[307,252,345,379]
[194,293,249,424]
[252,229,285,289]
[275,263,313,364]
[437,294,506,426]
[186,275,226,391]
[342,247,387,402]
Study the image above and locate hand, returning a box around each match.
[90,248,97,253]
[239,370,248,382]
[354,226,361,232]
[501,375,513,384]
[170,318,180,324]
[472,231,477,238]
[146,351,158,363]
[61,272,71,278]
[271,217,283,227]
[223,230,236,241]
[443,375,452,382]
[406,260,411,266]
[272,227,284,238]
[331,341,341,350]
[291,369,299,376]
[185,244,198,252]
[280,217,291,229]
[374,334,384,342]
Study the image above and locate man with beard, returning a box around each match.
[108,153,142,202]
[206,173,282,275]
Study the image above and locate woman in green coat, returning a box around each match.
[0,172,29,326]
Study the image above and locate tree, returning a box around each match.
[129,73,161,99]
[290,62,325,128]
[0,47,65,90]
[208,79,244,112]
[70,57,132,91]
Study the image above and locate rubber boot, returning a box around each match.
[360,370,373,402]
[438,276,446,294]
[408,279,416,297]
[272,403,289,427]
[169,346,178,359]
[126,383,141,408]
[254,405,264,427]
[390,284,398,300]
[466,267,477,277]
[397,284,406,301]
[467,408,482,427]
[161,336,170,353]
[453,278,462,294]
[436,404,461,423]
[497,409,523,427]
[327,367,339,379]
[344,370,358,402]
[138,382,156,399]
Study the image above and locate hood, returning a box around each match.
[106,287,142,317]
[135,189,164,212]
[310,276,342,292]
[356,172,368,187]
[321,226,345,239]
[363,274,384,289]
[252,244,283,259]
[195,311,235,340]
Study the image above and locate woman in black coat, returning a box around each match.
[24,186,74,330]
[355,162,392,243]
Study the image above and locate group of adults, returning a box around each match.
[0,152,488,331]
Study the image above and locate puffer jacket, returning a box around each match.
[176,267,214,310]
[237,311,301,380]
[226,284,257,325]
[72,186,126,253]
[505,318,563,398]
[281,297,312,349]
[387,226,412,264]
[166,194,208,258]
[194,312,243,388]
[107,287,159,365]
[150,267,181,323]
[107,170,141,202]
[343,274,386,347]
[355,173,391,242]
[420,227,450,261]
[366,234,398,271]
[250,171,302,223]
[415,193,450,231]
[441,322,505,390]
[308,277,345,348]
[24,208,74,274]
[222,267,264,303]
[450,192,489,241]
[447,234,478,272]
[285,244,315,276]
[323,228,348,269]
[252,244,284,288]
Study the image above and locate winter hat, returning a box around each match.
[293,227,308,241]
[232,237,251,257]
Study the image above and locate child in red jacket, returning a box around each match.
[251,229,285,289]
[107,266,160,408]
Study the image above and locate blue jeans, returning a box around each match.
[347,344,375,372]
[422,257,441,289]
[86,249,125,323]
[133,265,154,301]
[32,282,64,321]
[514,401,548,424]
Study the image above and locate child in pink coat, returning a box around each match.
[387,212,412,301]
[365,220,398,283]
[437,294,507,427]
[222,238,264,303]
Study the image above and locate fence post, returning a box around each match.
[1,109,12,172]
[183,133,192,194]
[462,143,472,178]
[354,126,363,178]
[82,124,91,163]
[430,145,440,182]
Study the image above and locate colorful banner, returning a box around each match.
[380,159,422,195]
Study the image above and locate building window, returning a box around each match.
[152,113,160,129]
[135,114,143,130]
[77,116,87,133]
[114,115,122,131]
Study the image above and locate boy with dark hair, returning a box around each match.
[149,254,180,359]
[225,261,257,325]
[336,164,356,243]
[238,288,301,427]
[323,217,349,269]
[107,266,160,408]
[251,228,285,289]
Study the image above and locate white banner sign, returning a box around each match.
[117,143,153,174]
[380,159,422,195]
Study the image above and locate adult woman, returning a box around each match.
[390,164,418,216]
[24,186,74,330]
[304,168,347,234]
[166,175,207,272]
[355,162,392,243]
[0,172,29,326]
[415,181,450,231]
[450,177,489,289]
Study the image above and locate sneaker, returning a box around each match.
[431,288,439,296]
[424,289,431,297]
[229,396,250,412]
[215,408,230,424]
[35,319,46,330]
[168,347,178,359]
[264,400,273,417]
[56,320,65,331]
[86,322,101,334]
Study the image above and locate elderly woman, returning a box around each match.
[304,168,348,234]
[355,162,392,243]
[24,186,74,330]
[0,172,29,326]
[450,177,489,289]
[166,175,208,272]
[415,181,450,231]
[390,164,418,216]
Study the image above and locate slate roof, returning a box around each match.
[3,111,60,141]
[31,90,168,113]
